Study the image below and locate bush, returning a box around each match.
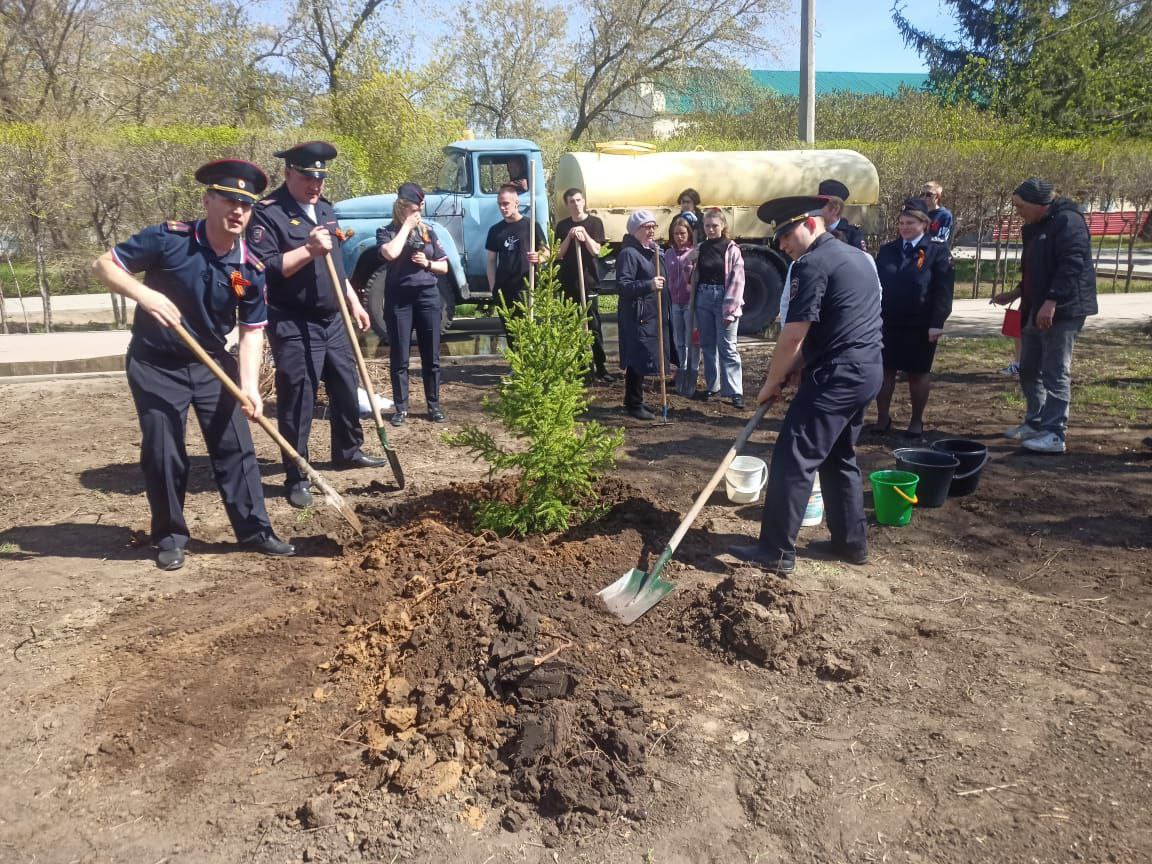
[446,253,624,536]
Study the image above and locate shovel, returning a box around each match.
[598,400,772,623]
[675,274,698,397]
[324,252,405,489]
[170,321,363,535]
[653,250,670,423]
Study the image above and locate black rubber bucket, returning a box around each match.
[893,447,960,508]
[930,439,989,497]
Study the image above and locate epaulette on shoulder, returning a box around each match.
[166,220,192,234]
[246,255,265,272]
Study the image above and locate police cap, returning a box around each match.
[757,195,828,241]
[899,197,931,222]
[194,159,268,204]
[274,141,338,178]
[818,179,851,201]
[397,182,425,205]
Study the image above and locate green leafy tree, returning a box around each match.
[893,0,1152,136]
[447,251,624,537]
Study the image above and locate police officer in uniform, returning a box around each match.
[247,141,385,509]
[730,196,883,574]
[818,179,868,252]
[92,159,295,571]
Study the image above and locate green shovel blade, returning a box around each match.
[598,548,679,624]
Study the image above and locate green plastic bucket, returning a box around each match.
[870,470,919,526]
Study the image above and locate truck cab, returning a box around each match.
[336,139,549,339]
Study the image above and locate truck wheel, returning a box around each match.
[739,250,785,336]
[364,265,390,341]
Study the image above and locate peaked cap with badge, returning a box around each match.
[818,179,851,201]
[274,141,338,178]
[194,159,269,204]
[757,195,829,241]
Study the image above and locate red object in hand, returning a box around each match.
[1001,307,1021,338]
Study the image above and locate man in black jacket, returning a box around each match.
[993,177,1097,454]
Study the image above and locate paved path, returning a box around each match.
[2,293,1150,376]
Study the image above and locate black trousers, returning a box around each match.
[385,289,442,412]
[758,362,883,564]
[586,296,609,373]
[268,313,364,486]
[126,348,272,551]
[624,367,646,408]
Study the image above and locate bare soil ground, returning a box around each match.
[2,333,1151,864]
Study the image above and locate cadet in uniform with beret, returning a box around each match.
[375,182,450,426]
[92,160,295,571]
[247,141,385,510]
[818,179,868,252]
[730,195,883,574]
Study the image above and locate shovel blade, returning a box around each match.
[376,428,406,489]
[598,567,677,625]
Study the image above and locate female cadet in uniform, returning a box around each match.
[870,198,955,439]
[616,209,667,421]
[375,183,450,426]
[91,160,294,571]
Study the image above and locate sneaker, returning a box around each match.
[999,362,1020,376]
[626,405,655,421]
[1004,423,1043,441]
[1022,432,1065,454]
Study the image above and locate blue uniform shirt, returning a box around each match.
[247,185,348,320]
[113,219,267,359]
[375,221,447,294]
[785,232,882,370]
[928,207,953,244]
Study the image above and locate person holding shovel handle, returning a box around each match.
[91,159,295,572]
[616,210,668,422]
[729,195,883,576]
[247,141,386,511]
[375,183,449,426]
[555,187,612,382]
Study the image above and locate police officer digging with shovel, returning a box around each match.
[247,141,386,510]
[729,196,883,575]
[91,160,295,571]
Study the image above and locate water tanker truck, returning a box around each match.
[335,139,879,338]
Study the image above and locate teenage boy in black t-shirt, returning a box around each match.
[486,184,548,345]
[555,187,612,381]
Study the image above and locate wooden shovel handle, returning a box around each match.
[323,252,385,431]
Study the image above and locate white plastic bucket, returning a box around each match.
[801,475,824,527]
[725,456,768,504]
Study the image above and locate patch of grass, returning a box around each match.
[295,506,315,523]
[934,336,1015,371]
[0,259,104,296]
[596,294,618,315]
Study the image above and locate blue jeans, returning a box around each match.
[670,302,697,384]
[695,283,742,397]
[1019,316,1084,441]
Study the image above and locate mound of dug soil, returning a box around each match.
[325,480,661,833]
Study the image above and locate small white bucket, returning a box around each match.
[725,456,768,504]
[801,475,824,527]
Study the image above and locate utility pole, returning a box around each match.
[798,0,815,144]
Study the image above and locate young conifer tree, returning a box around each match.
[447,241,623,536]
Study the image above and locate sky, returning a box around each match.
[765,0,960,73]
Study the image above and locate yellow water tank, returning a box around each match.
[553,148,879,240]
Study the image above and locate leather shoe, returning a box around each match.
[429,407,447,423]
[156,547,185,571]
[728,543,795,575]
[246,534,295,557]
[338,452,388,469]
[805,539,869,565]
[390,411,407,427]
[626,405,655,421]
[287,483,313,509]
[595,369,616,384]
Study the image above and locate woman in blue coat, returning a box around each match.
[871,198,955,438]
[616,209,668,421]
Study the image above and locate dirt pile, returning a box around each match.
[325,481,658,833]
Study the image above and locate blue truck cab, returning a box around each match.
[335,138,549,338]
